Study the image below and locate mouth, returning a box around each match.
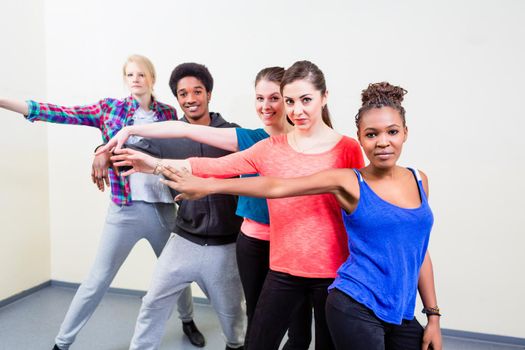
[375,152,394,160]
[185,105,199,113]
[261,111,275,119]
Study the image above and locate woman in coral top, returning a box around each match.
[100,66,312,349]
[159,82,442,350]
[111,60,365,349]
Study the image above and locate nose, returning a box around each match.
[186,93,196,104]
[377,134,389,147]
[292,103,303,116]
[262,100,270,110]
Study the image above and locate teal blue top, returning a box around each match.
[234,128,270,224]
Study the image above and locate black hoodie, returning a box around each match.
[133,112,243,245]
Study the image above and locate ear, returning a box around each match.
[403,126,408,142]
[207,91,212,103]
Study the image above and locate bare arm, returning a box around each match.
[160,166,359,211]
[0,98,29,115]
[416,171,442,350]
[418,252,442,350]
[110,148,192,176]
[97,121,239,154]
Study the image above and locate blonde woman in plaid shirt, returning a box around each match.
[0,55,204,350]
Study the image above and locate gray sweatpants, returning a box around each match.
[129,234,246,350]
[55,201,194,350]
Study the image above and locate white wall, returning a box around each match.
[0,0,50,300]
[2,0,524,339]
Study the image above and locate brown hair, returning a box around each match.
[255,66,285,87]
[355,82,407,128]
[123,55,156,92]
[281,60,333,128]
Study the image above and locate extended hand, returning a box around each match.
[110,148,158,176]
[159,166,211,201]
[95,127,131,155]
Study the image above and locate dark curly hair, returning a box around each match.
[169,63,213,96]
[355,82,407,128]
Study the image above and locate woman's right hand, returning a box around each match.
[160,166,212,201]
[110,148,158,176]
[95,126,132,155]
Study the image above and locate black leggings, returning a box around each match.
[247,269,334,350]
[325,288,424,350]
[236,232,312,349]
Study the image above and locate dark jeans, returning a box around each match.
[236,232,312,349]
[247,269,334,350]
[325,289,424,350]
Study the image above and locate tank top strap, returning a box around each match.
[352,168,364,182]
[406,167,428,203]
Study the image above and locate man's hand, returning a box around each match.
[91,151,111,191]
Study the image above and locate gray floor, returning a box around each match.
[0,285,523,350]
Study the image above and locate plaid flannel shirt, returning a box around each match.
[26,96,178,205]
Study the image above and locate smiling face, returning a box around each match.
[254,79,285,127]
[358,106,408,169]
[175,76,211,124]
[283,79,327,130]
[124,61,153,98]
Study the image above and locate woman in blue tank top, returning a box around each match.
[158,81,442,350]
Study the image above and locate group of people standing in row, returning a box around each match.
[1,54,442,350]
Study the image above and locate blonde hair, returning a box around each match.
[123,54,156,92]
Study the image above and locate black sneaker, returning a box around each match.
[52,345,62,350]
[182,320,205,347]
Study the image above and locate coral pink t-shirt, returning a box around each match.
[190,134,364,278]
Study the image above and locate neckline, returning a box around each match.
[359,169,425,211]
[285,133,345,156]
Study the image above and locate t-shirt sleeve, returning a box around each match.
[189,138,268,178]
[235,128,269,151]
[346,137,365,169]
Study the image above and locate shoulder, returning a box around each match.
[339,135,361,149]
[155,101,178,120]
[417,169,429,196]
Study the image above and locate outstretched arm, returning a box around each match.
[0,98,29,115]
[160,166,359,211]
[110,148,191,176]
[418,252,442,350]
[97,121,239,154]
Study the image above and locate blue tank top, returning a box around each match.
[329,168,434,325]
[234,128,270,224]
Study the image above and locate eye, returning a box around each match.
[138,73,145,78]
[388,129,399,135]
[302,97,312,104]
[178,92,187,97]
[256,97,264,102]
[365,132,377,138]
[194,90,201,95]
[285,99,294,106]
[126,73,133,77]
[270,96,280,102]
